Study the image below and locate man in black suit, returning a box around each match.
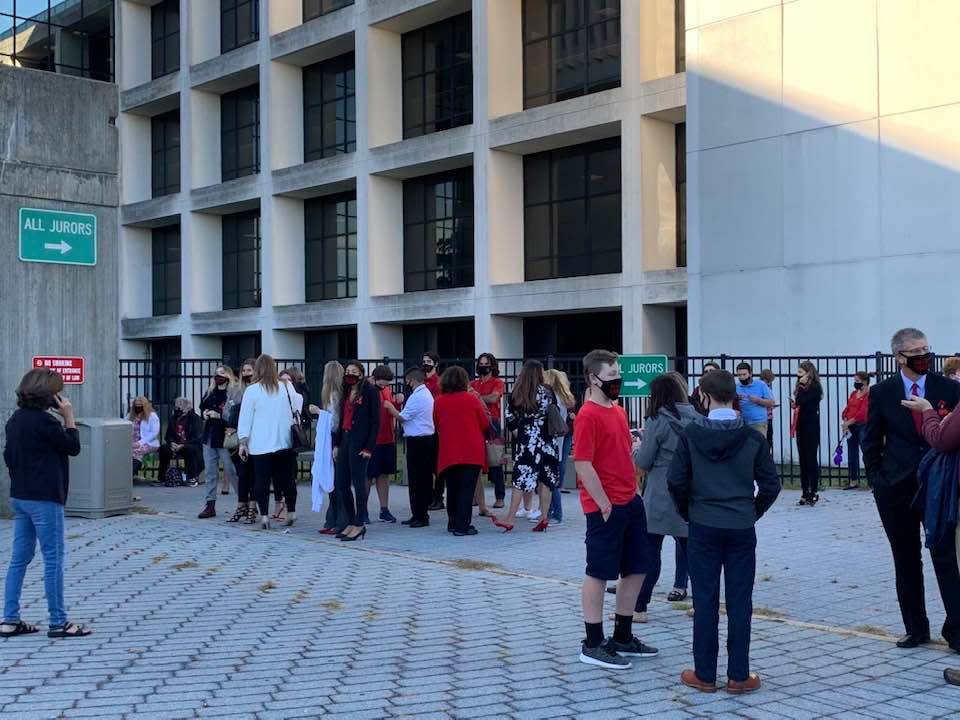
[863,328,960,650]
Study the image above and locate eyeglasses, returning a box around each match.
[900,347,931,356]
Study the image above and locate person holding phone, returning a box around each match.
[2,368,90,639]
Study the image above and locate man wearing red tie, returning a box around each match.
[863,328,960,651]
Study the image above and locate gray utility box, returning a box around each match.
[66,418,133,519]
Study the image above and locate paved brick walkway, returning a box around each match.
[1,484,959,719]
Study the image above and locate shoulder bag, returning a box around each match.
[285,383,310,452]
[545,390,568,439]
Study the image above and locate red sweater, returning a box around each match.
[842,390,870,425]
[433,391,490,475]
[921,408,960,453]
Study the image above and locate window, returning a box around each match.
[221,85,260,181]
[150,338,182,408]
[403,320,474,363]
[403,168,474,292]
[676,122,686,268]
[221,0,258,54]
[522,0,620,109]
[305,192,357,301]
[303,53,356,162]
[401,12,472,139]
[222,334,261,367]
[1,0,115,81]
[522,311,622,357]
[151,0,179,79]
[523,137,621,281]
[222,211,261,310]
[151,110,180,197]
[152,225,181,317]
[305,328,357,390]
[303,0,353,22]
[675,0,685,73]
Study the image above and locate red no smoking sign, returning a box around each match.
[32,356,85,384]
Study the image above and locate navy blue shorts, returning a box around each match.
[367,443,397,478]
[584,495,651,581]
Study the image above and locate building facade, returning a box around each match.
[115,0,688,368]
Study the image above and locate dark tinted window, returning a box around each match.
[303,0,353,22]
[222,333,261,367]
[403,320,475,362]
[676,122,686,268]
[152,225,181,317]
[151,0,179,78]
[522,310,622,356]
[524,137,621,281]
[151,109,180,197]
[522,0,620,109]
[303,53,356,162]
[221,85,260,181]
[222,210,261,310]
[221,0,259,54]
[304,328,357,391]
[401,12,473,139]
[305,192,358,301]
[403,168,474,292]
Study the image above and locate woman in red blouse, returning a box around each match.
[841,371,871,490]
[434,366,490,536]
[470,353,506,512]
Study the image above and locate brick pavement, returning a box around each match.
[0,484,958,719]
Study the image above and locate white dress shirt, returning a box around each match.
[238,380,302,455]
[399,384,435,437]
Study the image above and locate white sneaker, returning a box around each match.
[528,510,542,522]
[516,508,528,518]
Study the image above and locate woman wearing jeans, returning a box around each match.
[2,368,90,639]
[543,369,576,525]
[237,355,302,530]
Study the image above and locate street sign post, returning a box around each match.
[619,354,669,398]
[18,208,97,267]
[32,356,85,384]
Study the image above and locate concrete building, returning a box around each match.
[114,0,689,371]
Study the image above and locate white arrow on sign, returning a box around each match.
[624,379,647,390]
[44,241,73,255]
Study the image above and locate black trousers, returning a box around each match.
[232,453,253,503]
[636,534,688,612]
[847,425,862,484]
[688,522,756,684]
[334,431,369,530]
[158,443,204,480]
[875,481,960,645]
[406,435,436,523]
[252,451,294,517]
[442,464,481,534]
[796,427,820,497]
[431,433,444,504]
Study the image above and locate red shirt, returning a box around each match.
[842,390,869,425]
[425,373,441,397]
[433,391,490,475]
[342,396,355,431]
[470,376,505,421]
[574,401,637,513]
[376,386,396,445]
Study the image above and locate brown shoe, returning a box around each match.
[680,669,717,693]
[726,673,762,694]
[198,502,216,519]
[945,668,960,686]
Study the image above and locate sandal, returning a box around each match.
[0,620,39,638]
[271,501,286,521]
[47,622,91,638]
[478,509,494,518]
[668,589,688,602]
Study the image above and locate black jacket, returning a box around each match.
[335,382,381,454]
[3,408,81,505]
[794,382,822,437]
[200,388,229,448]
[164,410,203,447]
[668,415,781,530]
[863,372,960,489]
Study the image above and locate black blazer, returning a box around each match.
[863,372,960,489]
[335,382,381,454]
[164,410,203,447]
[3,408,81,505]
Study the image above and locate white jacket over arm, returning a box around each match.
[238,381,302,455]
[139,412,161,448]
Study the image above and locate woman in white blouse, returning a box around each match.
[130,396,160,478]
[238,355,302,529]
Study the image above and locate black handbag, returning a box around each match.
[285,384,310,451]
[545,390,568,439]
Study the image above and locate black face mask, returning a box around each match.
[133,406,144,413]
[477,366,491,377]
[242,375,253,385]
[344,375,360,387]
[901,352,933,376]
[214,377,228,387]
[423,364,435,374]
[853,382,864,391]
[740,378,751,386]
[173,408,183,417]
[595,377,622,401]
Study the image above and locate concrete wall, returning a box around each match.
[0,66,119,514]
[686,0,960,355]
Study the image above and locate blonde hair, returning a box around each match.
[944,357,960,378]
[254,354,280,394]
[213,365,239,392]
[543,369,575,409]
[128,395,155,421]
[321,361,344,409]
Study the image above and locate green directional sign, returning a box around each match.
[18,208,97,267]
[619,354,669,398]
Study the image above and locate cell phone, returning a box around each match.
[630,428,642,439]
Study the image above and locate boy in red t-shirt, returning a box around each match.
[574,349,658,670]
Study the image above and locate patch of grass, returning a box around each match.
[450,558,502,572]
[760,575,773,582]
[206,566,222,574]
[172,561,198,571]
[320,599,344,612]
[151,553,168,564]
[129,505,159,515]
[292,590,309,604]
[852,624,895,637]
[671,601,693,612]
[127,647,146,654]
[753,607,786,619]
[66,533,83,540]
[258,580,277,593]
[362,610,381,621]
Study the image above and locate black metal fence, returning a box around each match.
[119,352,958,488]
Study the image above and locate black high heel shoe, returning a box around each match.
[340,527,366,542]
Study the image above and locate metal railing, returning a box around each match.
[120,352,958,488]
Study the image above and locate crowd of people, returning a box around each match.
[8,326,960,692]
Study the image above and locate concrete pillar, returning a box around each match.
[119,113,151,204]
[486,150,524,285]
[118,0,152,90]
[270,196,306,306]
[366,26,402,148]
[638,0,678,82]
[365,175,404,296]
[189,0,220,66]
[270,62,304,170]
[485,0,522,119]
[185,213,222,313]
[190,90,221,188]
[269,0,302,36]
[640,117,678,272]
[476,315,523,359]
[119,226,153,319]
[184,334,221,358]
[267,330,305,359]
[360,323,403,359]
